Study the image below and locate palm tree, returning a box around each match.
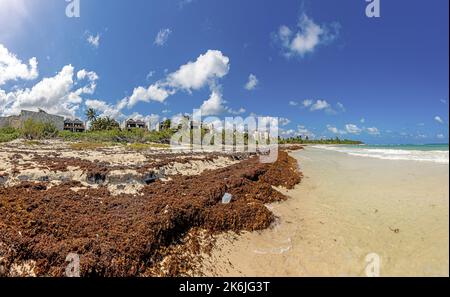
[90,117,120,131]
[160,119,172,131]
[86,108,98,122]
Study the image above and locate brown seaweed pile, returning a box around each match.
[0,150,301,276]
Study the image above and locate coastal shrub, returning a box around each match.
[42,122,59,138]
[58,130,83,141]
[21,119,59,140]
[143,129,176,144]
[22,119,41,140]
[0,127,17,134]
[90,117,120,131]
[0,127,21,143]
[58,128,176,144]
[119,128,146,143]
[59,129,120,142]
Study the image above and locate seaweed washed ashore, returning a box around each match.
[0,140,303,276]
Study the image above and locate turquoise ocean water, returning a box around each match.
[313,144,449,164]
[357,144,449,151]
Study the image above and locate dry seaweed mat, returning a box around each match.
[0,150,302,276]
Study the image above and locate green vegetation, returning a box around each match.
[1,119,60,143]
[90,117,120,131]
[2,109,361,148]
[0,110,177,146]
[58,128,176,144]
[0,127,21,143]
[22,119,59,140]
[160,119,172,131]
[57,110,175,144]
[85,108,98,122]
[279,136,363,145]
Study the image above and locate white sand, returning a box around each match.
[201,146,449,276]
[0,140,242,193]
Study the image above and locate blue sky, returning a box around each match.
[0,0,448,144]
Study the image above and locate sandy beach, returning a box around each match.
[201,146,449,276]
[0,140,302,276]
[1,140,448,276]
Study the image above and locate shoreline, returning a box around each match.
[1,141,448,276]
[200,146,449,276]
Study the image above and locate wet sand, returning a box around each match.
[201,146,449,276]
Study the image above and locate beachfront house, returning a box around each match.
[124,119,148,130]
[64,119,86,133]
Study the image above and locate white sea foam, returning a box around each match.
[312,145,449,164]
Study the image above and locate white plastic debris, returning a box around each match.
[222,193,233,204]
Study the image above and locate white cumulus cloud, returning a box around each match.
[345,124,362,134]
[76,69,99,94]
[274,13,339,58]
[80,50,235,119]
[166,50,230,91]
[302,99,313,107]
[200,87,227,116]
[128,84,173,107]
[366,127,380,135]
[84,99,126,119]
[0,43,38,85]
[228,107,246,115]
[279,117,291,126]
[87,33,100,48]
[303,99,344,114]
[327,125,347,135]
[310,99,331,111]
[127,50,230,108]
[281,129,296,137]
[434,116,444,124]
[297,125,315,138]
[1,65,97,118]
[245,74,259,90]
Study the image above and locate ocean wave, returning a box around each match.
[312,145,449,164]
